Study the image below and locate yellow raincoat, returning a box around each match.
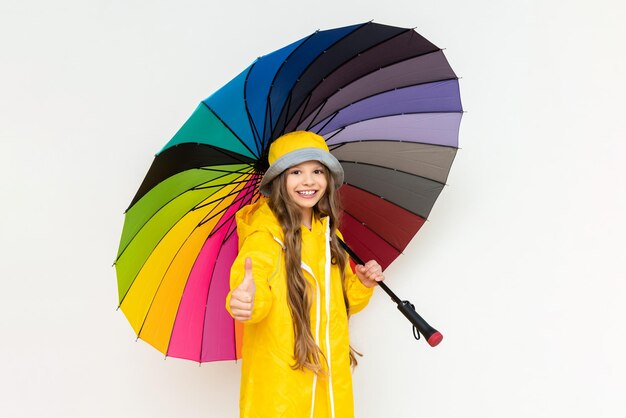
[226,198,374,418]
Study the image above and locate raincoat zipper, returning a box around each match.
[297,218,334,418]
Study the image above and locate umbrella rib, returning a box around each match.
[246,110,262,157]
[243,59,263,153]
[262,30,318,148]
[196,226,231,363]
[312,107,339,134]
[223,192,260,360]
[192,178,254,191]
[162,180,257,362]
[202,182,257,235]
[328,142,347,152]
[340,209,408,255]
[116,170,255,263]
[125,144,258,213]
[201,102,260,159]
[291,28,415,129]
[340,160,447,186]
[226,194,259,245]
[270,23,369,142]
[335,142,458,183]
[297,49,455,128]
[193,175,256,212]
[277,92,293,138]
[196,142,258,167]
[330,134,461,153]
[264,95,273,149]
[130,179,256,348]
[277,21,376,133]
[212,187,258,250]
[116,176,254,306]
[134,228,193,342]
[305,98,328,131]
[287,27,424,126]
[197,191,253,362]
[340,181,431,220]
[294,92,313,129]
[309,79,462,133]
[196,178,258,227]
[197,165,256,176]
[324,127,344,143]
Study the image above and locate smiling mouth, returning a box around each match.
[297,190,317,197]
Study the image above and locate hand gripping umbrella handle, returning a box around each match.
[339,240,443,347]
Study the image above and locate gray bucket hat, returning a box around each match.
[259,131,344,196]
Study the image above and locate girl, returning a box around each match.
[226,130,384,418]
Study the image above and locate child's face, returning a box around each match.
[284,160,328,212]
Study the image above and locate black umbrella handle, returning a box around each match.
[339,239,443,347]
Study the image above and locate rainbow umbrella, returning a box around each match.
[115,21,462,362]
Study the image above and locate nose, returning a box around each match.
[302,172,315,185]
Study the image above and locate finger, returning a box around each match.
[365,260,378,268]
[362,261,381,275]
[233,313,251,322]
[370,270,383,280]
[357,262,376,273]
[244,257,253,280]
[231,303,253,316]
[231,289,253,303]
[231,307,253,318]
[230,299,253,311]
[239,257,256,292]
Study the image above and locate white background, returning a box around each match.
[1,0,625,417]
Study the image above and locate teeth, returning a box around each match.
[298,191,315,196]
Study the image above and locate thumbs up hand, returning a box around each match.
[229,257,256,322]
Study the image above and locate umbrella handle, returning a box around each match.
[339,239,443,347]
[397,299,443,347]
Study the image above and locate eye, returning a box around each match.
[314,168,324,174]
[290,169,301,175]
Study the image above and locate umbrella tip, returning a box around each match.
[427,331,443,347]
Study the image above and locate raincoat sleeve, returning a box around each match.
[343,262,375,315]
[336,230,375,315]
[226,231,282,324]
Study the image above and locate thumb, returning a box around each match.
[239,257,256,293]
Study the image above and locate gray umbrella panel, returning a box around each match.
[341,162,445,219]
[332,141,457,184]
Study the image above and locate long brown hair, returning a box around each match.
[268,164,360,373]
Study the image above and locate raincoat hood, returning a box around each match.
[234,197,284,249]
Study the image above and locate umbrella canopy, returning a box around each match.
[115,21,462,363]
